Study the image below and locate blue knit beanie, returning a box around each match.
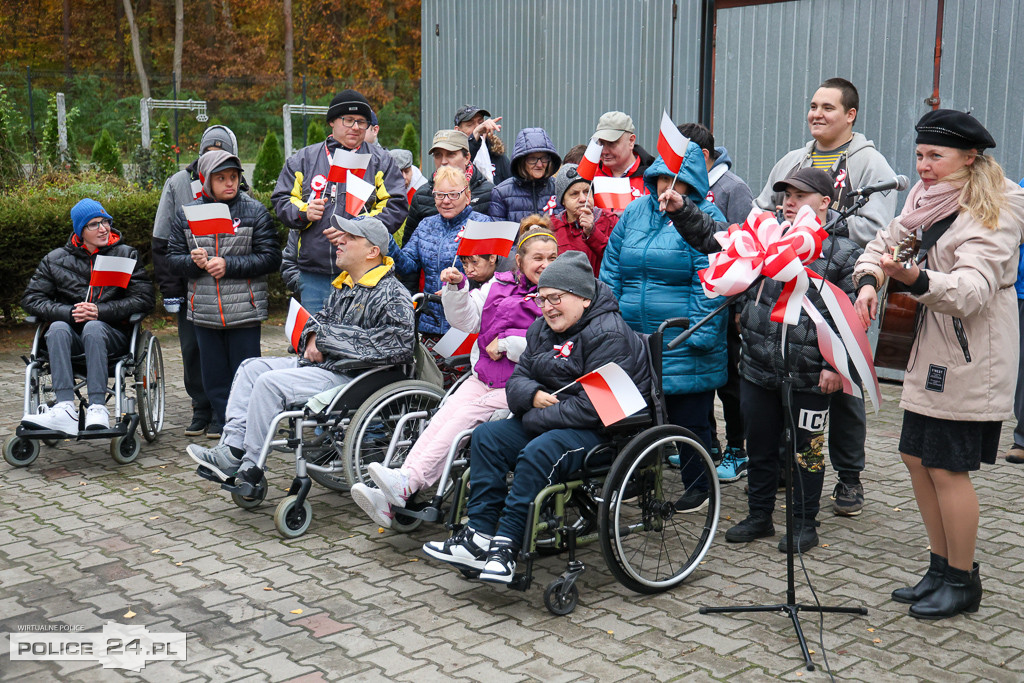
[70,198,113,238]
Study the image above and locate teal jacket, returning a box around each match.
[600,147,728,395]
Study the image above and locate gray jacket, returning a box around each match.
[754,132,897,247]
[708,147,755,226]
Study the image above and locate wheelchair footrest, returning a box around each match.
[16,421,130,441]
[395,499,443,523]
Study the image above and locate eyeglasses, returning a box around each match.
[524,155,550,167]
[432,188,467,201]
[535,293,566,307]
[83,218,112,231]
[339,116,370,130]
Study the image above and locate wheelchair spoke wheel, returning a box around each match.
[109,434,141,464]
[274,495,313,538]
[306,434,350,492]
[136,333,165,442]
[598,425,719,594]
[342,380,444,486]
[4,435,40,467]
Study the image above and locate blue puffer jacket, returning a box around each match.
[600,148,728,395]
[489,128,562,223]
[389,205,491,334]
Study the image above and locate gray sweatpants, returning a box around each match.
[46,320,128,404]
[220,357,350,467]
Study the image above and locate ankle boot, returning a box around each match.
[891,553,947,604]
[909,562,981,620]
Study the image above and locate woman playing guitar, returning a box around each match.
[853,110,1024,620]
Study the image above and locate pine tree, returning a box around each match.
[91,128,123,177]
[398,123,420,166]
[306,120,327,146]
[251,131,283,193]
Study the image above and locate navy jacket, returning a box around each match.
[489,128,562,223]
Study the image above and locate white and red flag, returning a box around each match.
[89,255,136,289]
[183,203,235,236]
[344,173,375,215]
[576,362,647,426]
[190,178,203,199]
[576,138,603,181]
[592,177,634,211]
[474,142,494,183]
[456,220,519,257]
[284,298,312,351]
[657,110,690,175]
[433,327,478,357]
[406,166,428,204]
[328,148,371,183]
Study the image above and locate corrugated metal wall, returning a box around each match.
[420,0,703,166]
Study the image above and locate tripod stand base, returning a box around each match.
[699,602,868,671]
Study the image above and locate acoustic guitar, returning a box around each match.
[874,234,922,370]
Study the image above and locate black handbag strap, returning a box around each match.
[916,212,958,262]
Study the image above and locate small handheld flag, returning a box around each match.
[474,142,494,183]
[576,362,647,426]
[592,177,634,211]
[433,327,478,357]
[576,138,603,181]
[407,166,428,204]
[329,148,372,183]
[344,174,375,215]
[284,298,312,351]
[456,220,519,257]
[183,204,235,236]
[657,110,690,175]
[90,255,136,289]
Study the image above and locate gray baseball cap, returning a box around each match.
[330,215,390,251]
[594,111,636,142]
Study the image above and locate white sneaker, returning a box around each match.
[350,483,393,529]
[366,462,413,508]
[85,404,110,430]
[21,401,78,435]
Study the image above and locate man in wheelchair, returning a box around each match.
[186,216,415,488]
[423,251,651,583]
[20,198,154,434]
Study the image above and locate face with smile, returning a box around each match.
[433,176,470,219]
[537,287,591,333]
[807,87,856,150]
[516,239,558,285]
[80,217,112,251]
[915,144,974,188]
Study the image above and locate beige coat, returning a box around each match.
[854,179,1024,421]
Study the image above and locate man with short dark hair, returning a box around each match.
[593,111,655,198]
[454,105,512,185]
[272,89,408,315]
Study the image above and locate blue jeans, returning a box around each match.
[666,390,715,492]
[466,417,604,545]
[299,271,336,317]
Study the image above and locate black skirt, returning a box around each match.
[898,410,1001,472]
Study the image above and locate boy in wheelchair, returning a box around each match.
[20,198,154,434]
[423,251,651,583]
[186,216,415,487]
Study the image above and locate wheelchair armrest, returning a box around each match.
[25,316,38,324]
[441,353,471,369]
[128,313,146,324]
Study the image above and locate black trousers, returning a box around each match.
[193,325,262,426]
[177,308,211,420]
[827,390,866,483]
[708,311,744,449]
[740,379,829,521]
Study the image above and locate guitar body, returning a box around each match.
[875,283,920,370]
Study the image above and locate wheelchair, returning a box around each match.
[4,313,165,467]
[414,318,721,615]
[198,294,450,538]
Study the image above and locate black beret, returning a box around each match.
[915,109,996,151]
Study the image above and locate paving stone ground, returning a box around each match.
[1,327,1022,681]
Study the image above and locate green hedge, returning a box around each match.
[0,173,291,323]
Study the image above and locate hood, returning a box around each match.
[801,131,877,160]
[643,142,712,203]
[559,280,619,337]
[711,146,732,172]
[510,128,562,178]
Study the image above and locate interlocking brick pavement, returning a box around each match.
[1,327,1022,681]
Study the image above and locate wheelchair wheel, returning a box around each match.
[598,424,720,594]
[274,495,313,538]
[390,508,423,534]
[109,434,141,464]
[42,438,60,447]
[544,578,579,616]
[4,435,40,467]
[306,433,350,492]
[342,380,445,486]
[135,332,165,443]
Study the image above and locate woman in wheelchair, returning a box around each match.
[350,226,558,527]
[423,251,651,583]
[21,198,154,434]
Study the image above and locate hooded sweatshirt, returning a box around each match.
[707,146,755,226]
[489,128,563,223]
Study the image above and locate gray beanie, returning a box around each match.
[537,251,597,300]
[389,148,414,170]
[199,125,237,156]
[553,163,589,205]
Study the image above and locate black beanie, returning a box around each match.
[537,251,597,300]
[326,89,372,124]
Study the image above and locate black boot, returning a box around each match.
[892,552,947,604]
[909,562,981,620]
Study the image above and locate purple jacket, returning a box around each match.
[442,270,542,388]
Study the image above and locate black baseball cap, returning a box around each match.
[773,167,836,201]
[454,105,491,126]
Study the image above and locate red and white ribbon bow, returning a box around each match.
[698,207,881,410]
[553,340,574,358]
[834,168,847,189]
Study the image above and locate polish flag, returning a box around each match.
[433,327,478,357]
[576,362,647,426]
[284,298,311,351]
[456,220,519,257]
[474,141,494,183]
[329,149,371,183]
[190,178,203,199]
[183,203,235,236]
[344,173,375,215]
[407,166,428,205]
[657,110,690,175]
[576,138,603,181]
[592,177,634,211]
[90,255,136,289]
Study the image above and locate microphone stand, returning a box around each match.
[668,210,869,672]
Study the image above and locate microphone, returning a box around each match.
[849,175,910,197]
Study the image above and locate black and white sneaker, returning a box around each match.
[479,536,519,584]
[422,527,489,570]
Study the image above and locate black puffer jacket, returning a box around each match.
[22,231,155,331]
[404,163,494,244]
[506,280,651,436]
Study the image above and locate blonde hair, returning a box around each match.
[433,164,469,190]
[947,152,1007,230]
[516,215,558,256]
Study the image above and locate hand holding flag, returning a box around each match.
[550,362,647,426]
